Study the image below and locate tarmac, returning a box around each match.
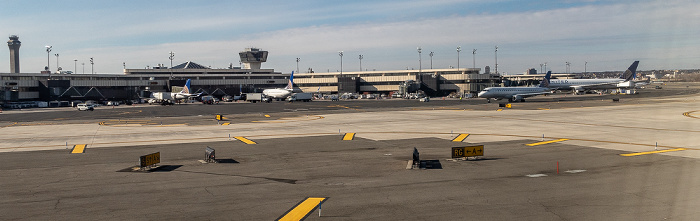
[1,82,699,220]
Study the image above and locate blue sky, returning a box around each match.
[1,0,698,74]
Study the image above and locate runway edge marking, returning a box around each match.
[276,197,328,221]
[452,133,470,142]
[620,148,687,156]
[233,136,257,144]
[70,144,87,154]
[342,133,355,141]
[526,139,569,146]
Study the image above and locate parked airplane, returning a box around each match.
[478,71,552,102]
[150,79,202,103]
[548,61,639,94]
[263,71,295,100]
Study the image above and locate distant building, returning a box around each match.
[526,68,537,75]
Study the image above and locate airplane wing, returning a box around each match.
[569,81,623,90]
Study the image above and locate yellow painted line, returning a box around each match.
[277,197,328,221]
[265,115,271,118]
[526,139,569,146]
[452,133,470,142]
[620,148,687,156]
[222,122,230,126]
[496,109,503,111]
[71,144,87,154]
[538,108,550,110]
[234,136,257,144]
[342,133,355,140]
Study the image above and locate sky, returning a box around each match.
[1,0,699,75]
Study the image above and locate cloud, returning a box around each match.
[2,0,698,74]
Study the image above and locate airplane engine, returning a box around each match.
[572,86,585,95]
[510,95,523,102]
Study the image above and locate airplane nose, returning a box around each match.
[477,91,485,97]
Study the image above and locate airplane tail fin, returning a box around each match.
[181,79,192,94]
[620,61,639,81]
[539,71,551,87]
[284,71,294,90]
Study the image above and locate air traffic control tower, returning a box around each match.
[7,35,21,73]
[239,48,268,69]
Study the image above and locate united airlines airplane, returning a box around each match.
[263,71,294,100]
[478,71,552,102]
[548,61,639,94]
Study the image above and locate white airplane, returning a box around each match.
[263,71,294,100]
[478,71,552,102]
[151,79,202,102]
[548,61,639,94]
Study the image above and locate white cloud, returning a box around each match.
[2,0,698,74]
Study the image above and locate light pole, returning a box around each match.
[55,53,59,73]
[494,46,498,74]
[472,49,477,69]
[168,51,175,80]
[540,64,543,74]
[296,58,300,73]
[74,59,77,74]
[456,46,461,70]
[429,52,434,69]
[585,61,588,73]
[417,47,422,75]
[358,55,363,72]
[45,45,52,78]
[544,62,547,73]
[566,62,571,73]
[339,51,343,76]
[89,57,94,74]
[82,63,85,74]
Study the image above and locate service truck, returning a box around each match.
[243,93,270,103]
[287,93,313,102]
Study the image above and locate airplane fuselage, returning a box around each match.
[263,88,292,99]
[477,87,550,99]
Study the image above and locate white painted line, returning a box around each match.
[565,170,587,174]
[526,174,548,178]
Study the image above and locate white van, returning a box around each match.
[77,104,94,111]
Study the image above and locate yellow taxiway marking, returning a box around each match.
[526,139,569,146]
[620,148,687,156]
[234,136,257,144]
[538,108,550,110]
[221,122,230,126]
[452,133,470,142]
[496,109,503,111]
[683,110,700,119]
[277,197,327,221]
[71,144,87,154]
[264,114,271,118]
[342,133,355,140]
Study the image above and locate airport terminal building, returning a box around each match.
[3,37,505,105]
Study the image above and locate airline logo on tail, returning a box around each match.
[620,61,639,81]
[539,71,552,88]
[181,79,191,94]
[284,71,294,90]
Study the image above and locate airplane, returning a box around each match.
[478,71,552,102]
[548,61,639,94]
[263,71,295,100]
[150,79,202,104]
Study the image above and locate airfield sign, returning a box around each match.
[452,145,484,158]
[140,152,161,168]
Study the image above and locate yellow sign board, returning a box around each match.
[452,145,484,158]
[505,104,512,108]
[140,152,160,167]
[216,115,223,120]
